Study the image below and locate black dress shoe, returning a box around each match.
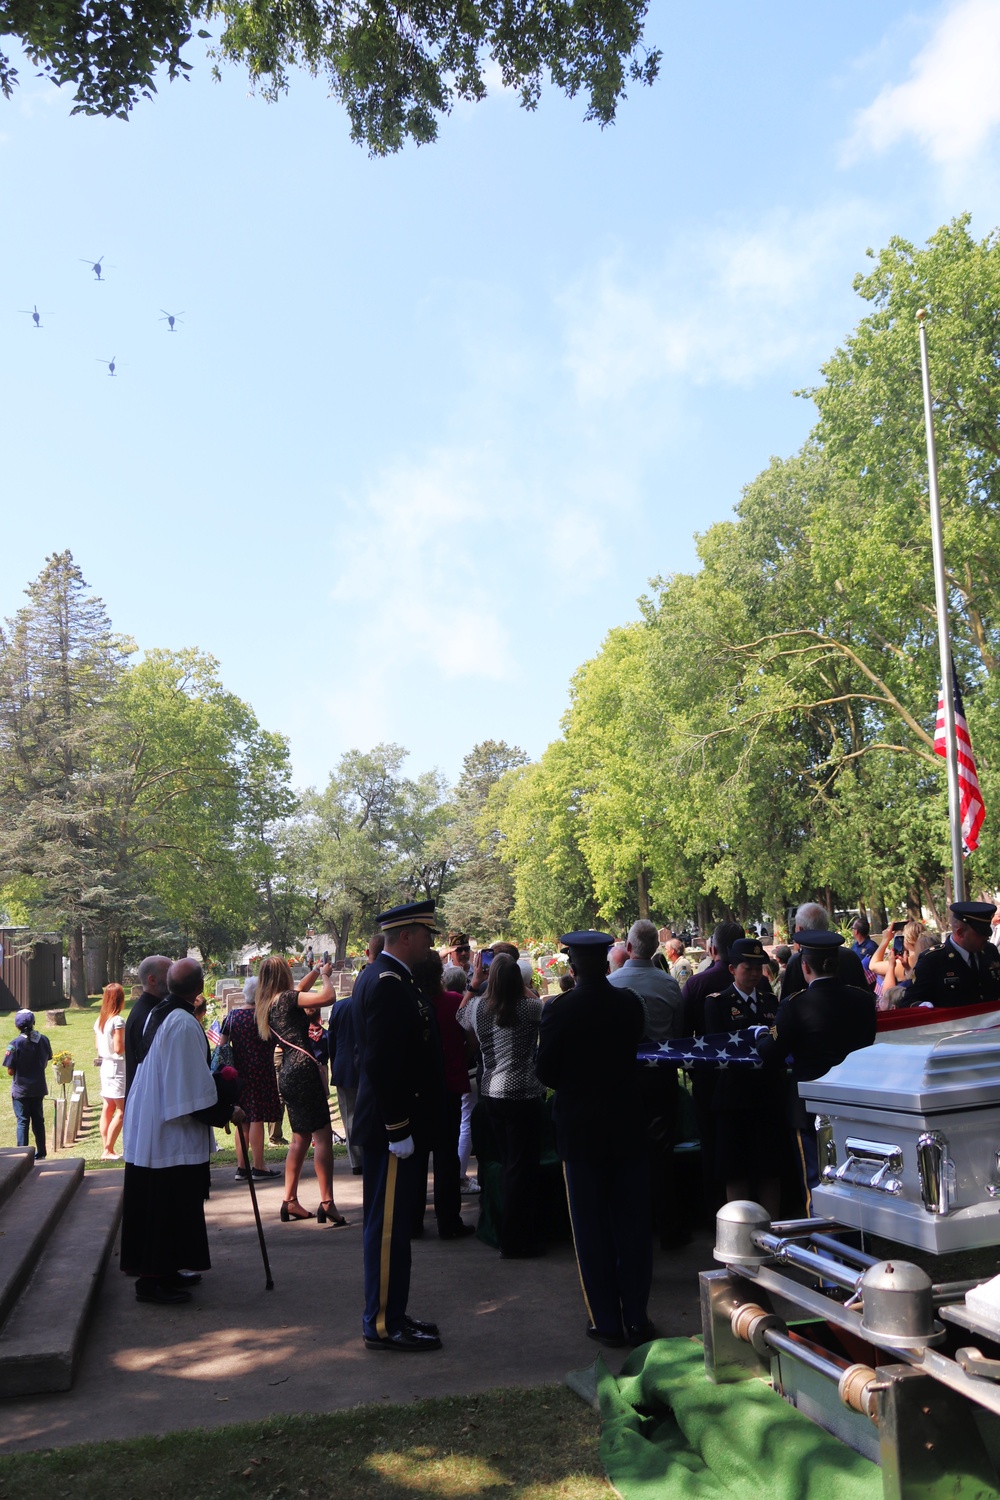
[438,1222,475,1240]
[626,1320,658,1346]
[135,1279,191,1305]
[364,1327,442,1352]
[586,1323,629,1348]
[404,1314,440,1336]
[352,1166,363,1176]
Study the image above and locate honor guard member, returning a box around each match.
[907,902,1000,1010]
[757,930,876,1213]
[353,901,448,1352]
[535,930,655,1350]
[703,936,783,1219]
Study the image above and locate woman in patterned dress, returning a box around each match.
[221,976,281,1179]
[254,956,346,1224]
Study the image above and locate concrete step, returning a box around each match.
[0,1174,123,1396]
[0,1159,84,1328]
[0,1148,35,1213]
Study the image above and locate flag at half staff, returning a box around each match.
[935,660,985,854]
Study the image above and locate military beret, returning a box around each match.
[559,930,616,950]
[730,937,767,964]
[951,901,997,936]
[377,900,439,933]
[792,929,844,949]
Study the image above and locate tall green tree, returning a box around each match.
[441,740,527,938]
[0,552,130,1004]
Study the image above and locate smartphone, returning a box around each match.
[480,949,494,971]
[893,934,905,955]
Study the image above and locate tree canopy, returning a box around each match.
[1,0,660,153]
[491,217,1000,939]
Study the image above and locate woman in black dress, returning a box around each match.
[254,956,345,1224]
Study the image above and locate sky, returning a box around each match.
[3,0,1000,794]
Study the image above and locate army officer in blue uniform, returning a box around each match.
[535,930,654,1349]
[703,936,783,1219]
[757,929,876,1213]
[353,900,448,1352]
[907,901,1000,1010]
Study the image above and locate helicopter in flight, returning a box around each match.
[19,305,45,328]
[159,310,184,332]
[96,356,118,377]
[80,256,107,280]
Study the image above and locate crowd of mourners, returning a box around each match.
[6,893,1000,1352]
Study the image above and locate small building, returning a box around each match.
[0,928,63,1014]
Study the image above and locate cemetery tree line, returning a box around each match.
[0,552,527,995]
[487,218,1000,938]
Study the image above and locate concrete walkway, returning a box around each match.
[0,1162,711,1454]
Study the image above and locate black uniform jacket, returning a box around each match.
[352,951,447,1151]
[907,937,1000,1010]
[758,977,876,1128]
[535,976,645,1162]
[703,983,780,1113]
[780,947,867,1001]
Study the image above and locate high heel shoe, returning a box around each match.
[279,1201,314,1222]
[317,1201,348,1227]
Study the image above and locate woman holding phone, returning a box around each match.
[870,920,924,1004]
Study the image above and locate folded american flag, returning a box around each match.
[638,1029,766,1069]
[206,1017,223,1047]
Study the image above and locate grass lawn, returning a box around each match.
[0,1386,609,1499]
[0,1000,344,1168]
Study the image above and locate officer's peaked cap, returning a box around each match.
[559,930,616,951]
[951,901,996,935]
[792,929,844,950]
[377,900,439,933]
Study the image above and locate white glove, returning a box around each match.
[750,1025,771,1041]
[389,1135,415,1159]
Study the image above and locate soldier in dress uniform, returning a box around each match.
[535,930,654,1350]
[906,901,1000,1010]
[703,936,783,1218]
[757,929,876,1214]
[353,900,448,1352]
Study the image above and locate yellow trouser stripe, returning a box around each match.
[795,1130,813,1217]
[376,1153,398,1339]
[562,1164,595,1324]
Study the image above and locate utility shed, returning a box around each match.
[0,929,62,1014]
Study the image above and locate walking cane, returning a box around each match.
[236,1119,274,1290]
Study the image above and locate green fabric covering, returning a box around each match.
[597,1337,882,1500]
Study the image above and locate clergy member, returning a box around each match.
[121,958,244,1305]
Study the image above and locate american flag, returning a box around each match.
[206,1017,223,1047]
[935,661,985,853]
[638,1030,766,1070]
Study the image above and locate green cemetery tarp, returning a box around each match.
[596,1337,882,1500]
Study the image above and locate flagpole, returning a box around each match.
[917,308,965,902]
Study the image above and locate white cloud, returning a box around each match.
[559,203,880,403]
[847,0,1000,165]
[328,446,517,700]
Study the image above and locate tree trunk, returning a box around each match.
[919,876,945,933]
[907,885,922,921]
[858,897,868,921]
[85,935,107,995]
[68,925,88,1008]
[334,917,350,965]
[637,868,650,921]
[108,930,125,984]
[824,886,834,917]
[697,898,711,941]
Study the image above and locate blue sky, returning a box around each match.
[3,0,1000,793]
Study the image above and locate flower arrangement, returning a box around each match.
[52,1051,74,1071]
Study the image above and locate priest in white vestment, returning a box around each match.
[122,959,244,1305]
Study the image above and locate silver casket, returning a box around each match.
[803,1017,1000,1253]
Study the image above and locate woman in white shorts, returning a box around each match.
[94,983,126,1160]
